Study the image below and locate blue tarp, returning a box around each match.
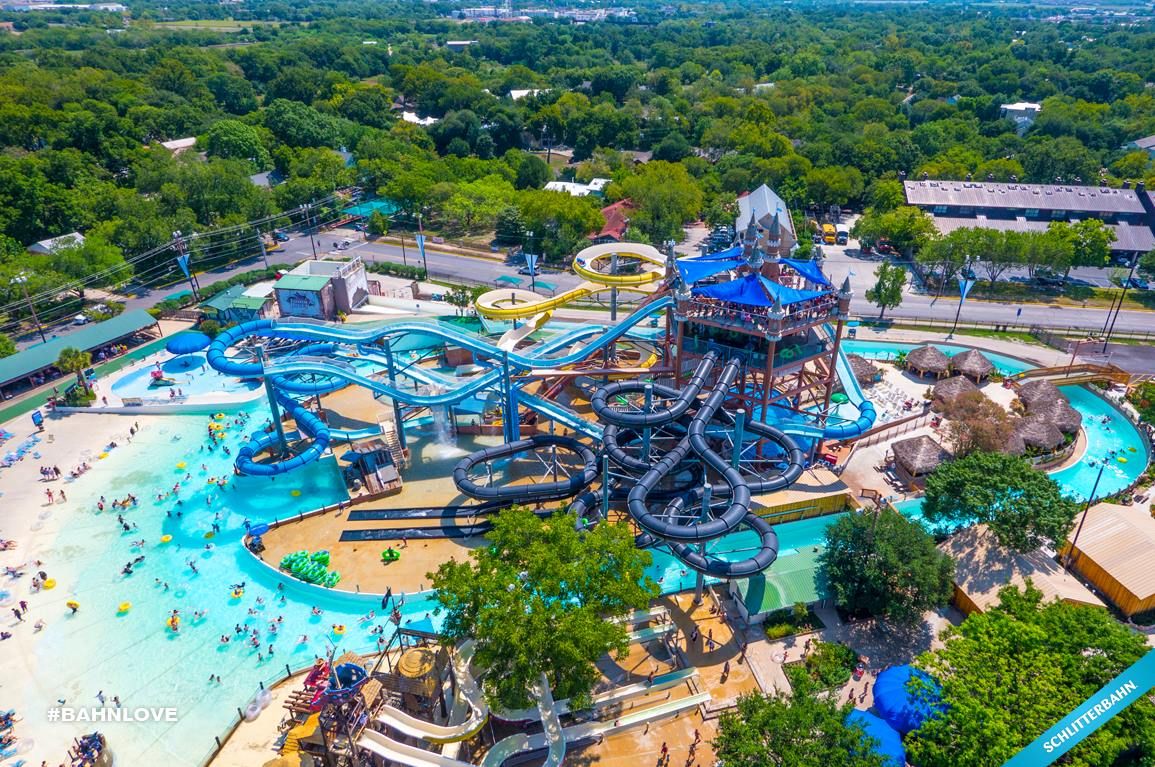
[677,257,742,285]
[873,665,945,735]
[782,257,831,287]
[692,273,828,307]
[847,710,905,767]
[686,245,743,261]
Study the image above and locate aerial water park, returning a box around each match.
[0,207,1149,767]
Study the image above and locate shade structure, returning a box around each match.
[781,257,831,286]
[847,709,905,767]
[165,332,212,356]
[693,272,828,307]
[949,348,995,381]
[905,345,951,377]
[891,434,951,477]
[676,257,743,285]
[872,665,945,735]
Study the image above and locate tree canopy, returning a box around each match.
[922,451,1079,551]
[819,510,954,625]
[909,584,1155,767]
[715,688,888,767]
[864,261,906,319]
[428,506,657,709]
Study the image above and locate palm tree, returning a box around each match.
[57,347,92,393]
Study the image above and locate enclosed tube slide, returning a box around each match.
[819,324,877,440]
[452,435,599,503]
[590,351,719,428]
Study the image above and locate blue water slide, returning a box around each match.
[517,392,604,440]
[206,298,673,474]
[822,336,877,440]
[235,389,332,476]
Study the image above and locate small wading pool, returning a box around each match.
[111,354,261,399]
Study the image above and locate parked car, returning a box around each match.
[1126,276,1150,291]
[1035,271,1066,287]
[273,231,290,242]
[72,314,90,325]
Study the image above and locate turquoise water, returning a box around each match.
[111,354,261,399]
[845,339,1149,503]
[645,513,839,593]
[21,408,443,766]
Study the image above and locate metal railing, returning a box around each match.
[850,314,1155,344]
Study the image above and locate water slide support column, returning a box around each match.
[694,483,712,604]
[502,351,519,443]
[257,344,287,457]
[732,409,746,471]
[600,453,611,520]
[383,339,407,452]
[641,384,653,462]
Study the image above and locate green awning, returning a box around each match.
[0,309,159,387]
[495,275,522,285]
[230,295,271,310]
[534,281,557,292]
[200,285,246,313]
[274,274,330,292]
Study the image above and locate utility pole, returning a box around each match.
[302,202,318,260]
[172,230,200,301]
[417,211,429,277]
[10,272,46,344]
[527,229,536,293]
[1101,258,1138,353]
[257,232,270,270]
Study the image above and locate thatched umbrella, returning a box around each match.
[1016,379,1062,408]
[846,353,882,386]
[950,348,996,382]
[931,375,979,411]
[1026,395,1083,434]
[905,345,951,378]
[891,434,951,478]
[1011,416,1066,452]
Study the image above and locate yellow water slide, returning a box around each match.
[474,242,667,320]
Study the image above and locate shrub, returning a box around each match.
[367,262,428,281]
[804,641,857,689]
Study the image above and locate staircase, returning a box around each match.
[381,420,408,468]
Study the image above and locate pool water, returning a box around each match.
[645,513,838,594]
[111,354,261,399]
[20,407,444,766]
[844,339,1150,503]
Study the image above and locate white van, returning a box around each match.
[835,224,850,245]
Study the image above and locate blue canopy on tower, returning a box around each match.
[873,665,946,735]
[846,710,905,767]
[676,257,743,286]
[692,273,828,307]
[781,257,831,287]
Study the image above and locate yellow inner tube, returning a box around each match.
[176,462,186,469]
[160,535,172,543]
[231,589,243,598]
[1117,456,1128,463]
[291,489,301,497]
[66,600,79,608]
[333,625,346,635]
[118,602,131,613]
[43,579,57,590]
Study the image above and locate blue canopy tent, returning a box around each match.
[165,332,212,356]
[847,710,905,767]
[781,257,832,287]
[873,664,945,735]
[683,245,743,261]
[692,273,829,307]
[676,257,743,286]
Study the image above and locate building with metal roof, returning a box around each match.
[274,273,336,320]
[903,179,1148,221]
[928,217,1155,258]
[0,309,161,395]
[1061,502,1155,617]
[735,184,797,242]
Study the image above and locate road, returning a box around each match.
[18,228,1153,349]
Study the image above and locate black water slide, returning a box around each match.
[451,435,599,503]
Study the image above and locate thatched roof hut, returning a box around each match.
[1015,379,1082,434]
[846,353,882,386]
[1016,379,1062,408]
[950,349,996,382]
[931,375,979,410]
[891,434,951,480]
[905,345,951,378]
[1008,416,1066,454]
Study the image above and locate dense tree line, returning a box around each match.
[4,1,1155,331]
